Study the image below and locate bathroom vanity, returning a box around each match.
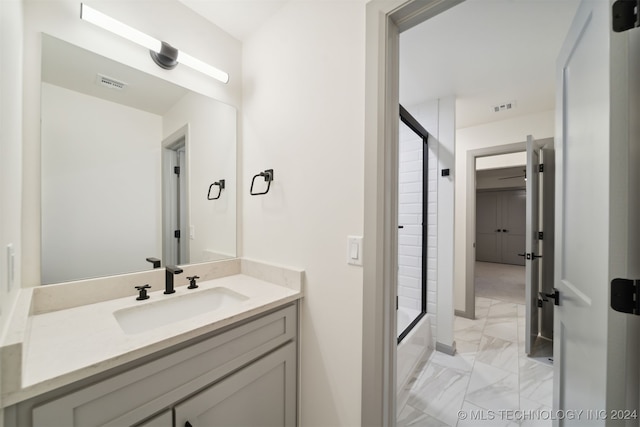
[2,259,303,427]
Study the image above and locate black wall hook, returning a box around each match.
[250,169,274,196]
[207,179,225,200]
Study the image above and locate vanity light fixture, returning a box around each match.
[80,3,229,84]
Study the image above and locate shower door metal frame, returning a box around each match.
[397,104,428,344]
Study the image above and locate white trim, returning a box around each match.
[362,0,465,424]
[462,141,526,319]
[435,341,456,355]
[161,125,190,267]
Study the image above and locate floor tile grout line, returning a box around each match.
[455,297,501,427]
[400,266,554,426]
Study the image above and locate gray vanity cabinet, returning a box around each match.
[137,410,172,427]
[9,303,298,427]
[174,342,296,427]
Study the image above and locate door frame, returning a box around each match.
[460,142,526,319]
[363,0,464,424]
[162,125,190,267]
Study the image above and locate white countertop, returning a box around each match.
[1,259,303,406]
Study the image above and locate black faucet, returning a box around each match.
[146,257,161,269]
[135,284,151,300]
[165,266,183,294]
[186,275,200,289]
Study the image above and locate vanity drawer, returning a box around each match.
[29,303,297,427]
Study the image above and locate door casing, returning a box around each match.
[162,125,190,267]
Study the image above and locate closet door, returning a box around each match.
[476,191,501,263]
[500,189,526,265]
[476,189,526,266]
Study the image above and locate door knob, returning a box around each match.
[502,229,508,232]
[495,229,502,232]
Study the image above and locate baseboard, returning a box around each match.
[455,309,473,319]
[435,341,456,356]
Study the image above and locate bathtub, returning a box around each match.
[397,309,433,407]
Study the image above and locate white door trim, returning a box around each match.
[162,125,190,267]
[460,141,527,320]
[362,0,464,424]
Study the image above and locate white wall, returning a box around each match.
[454,110,554,312]
[22,0,242,286]
[40,83,162,283]
[242,1,366,425]
[476,152,526,170]
[0,0,24,420]
[163,92,237,262]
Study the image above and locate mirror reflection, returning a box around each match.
[40,34,236,285]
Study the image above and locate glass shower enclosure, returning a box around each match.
[397,105,428,343]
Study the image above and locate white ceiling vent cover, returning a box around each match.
[97,74,127,90]
[491,100,517,113]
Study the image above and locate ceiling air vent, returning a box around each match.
[491,100,517,113]
[97,74,127,91]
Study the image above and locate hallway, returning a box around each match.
[398,296,553,426]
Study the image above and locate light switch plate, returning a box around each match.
[347,236,363,266]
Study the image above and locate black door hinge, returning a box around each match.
[538,289,560,306]
[518,252,542,260]
[174,166,180,175]
[538,231,544,240]
[174,230,181,239]
[611,278,640,315]
[613,0,640,33]
[539,164,544,173]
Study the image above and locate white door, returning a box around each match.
[162,140,189,266]
[525,135,542,355]
[540,144,556,340]
[554,0,640,423]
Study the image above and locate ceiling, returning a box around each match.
[177,0,288,41]
[181,0,580,130]
[42,34,189,115]
[400,0,580,129]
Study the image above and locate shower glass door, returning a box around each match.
[397,106,428,343]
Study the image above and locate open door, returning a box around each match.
[162,136,190,267]
[539,143,555,341]
[524,135,542,355]
[554,0,640,422]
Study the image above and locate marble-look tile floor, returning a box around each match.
[398,297,554,427]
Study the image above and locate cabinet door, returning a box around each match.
[476,189,526,266]
[175,342,297,427]
[136,410,172,427]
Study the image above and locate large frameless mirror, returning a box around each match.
[40,34,237,284]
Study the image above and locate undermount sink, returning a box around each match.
[114,287,249,334]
